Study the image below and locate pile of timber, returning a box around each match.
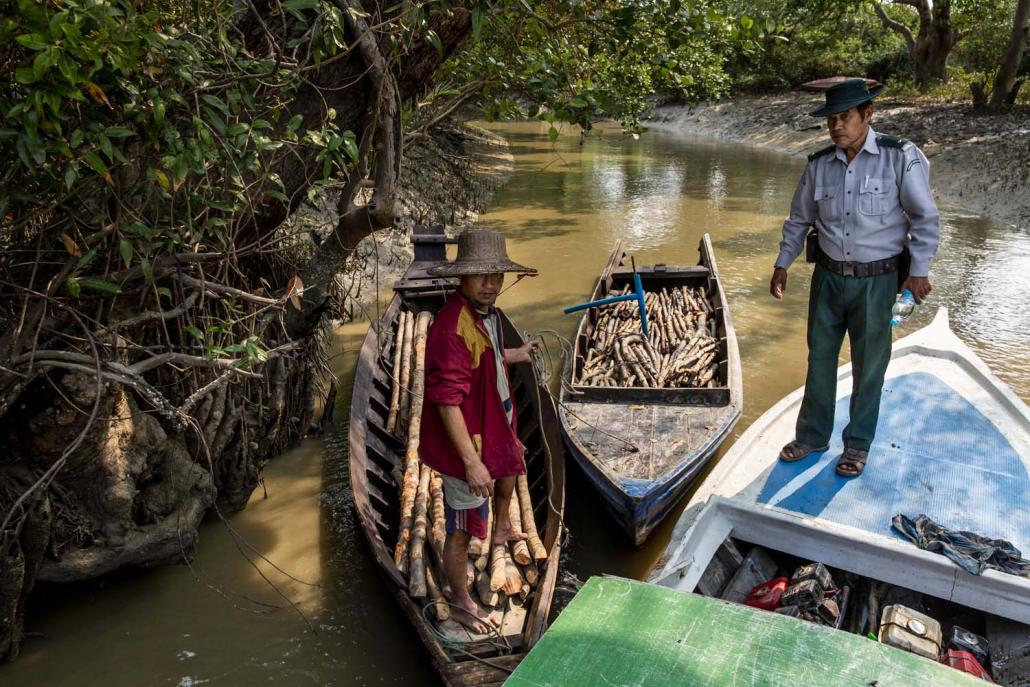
[577,284,722,389]
[386,308,548,625]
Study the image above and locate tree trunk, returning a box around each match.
[913,27,956,88]
[872,0,961,90]
[971,79,990,109]
[989,0,1030,109]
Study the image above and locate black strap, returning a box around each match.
[816,248,899,277]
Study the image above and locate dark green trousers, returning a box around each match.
[795,265,897,452]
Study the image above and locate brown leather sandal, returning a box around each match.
[779,440,830,462]
[835,447,868,477]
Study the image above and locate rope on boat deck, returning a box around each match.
[526,329,640,455]
[421,602,518,674]
[524,331,571,549]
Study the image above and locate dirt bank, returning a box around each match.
[650,95,1030,230]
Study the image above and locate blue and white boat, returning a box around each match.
[646,308,1030,670]
[651,307,1030,599]
[560,236,743,545]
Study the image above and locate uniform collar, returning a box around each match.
[834,126,879,163]
[863,126,880,155]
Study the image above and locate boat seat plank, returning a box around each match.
[609,265,710,280]
[507,577,983,687]
[367,422,401,454]
[440,654,522,685]
[365,442,398,471]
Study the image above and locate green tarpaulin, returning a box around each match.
[505,577,982,687]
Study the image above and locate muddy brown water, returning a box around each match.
[6,121,1028,687]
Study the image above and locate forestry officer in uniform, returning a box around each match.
[420,229,537,633]
[770,79,940,477]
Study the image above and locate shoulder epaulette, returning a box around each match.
[876,134,911,150]
[807,144,836,162]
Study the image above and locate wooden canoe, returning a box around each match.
[559,235,742,545]
[348,226,566,687]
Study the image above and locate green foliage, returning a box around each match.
[954,0,1019,74]
[717,0,907,91]
[437,0,761,133]
[0,0,366,366]
[717,0,1020,98]
[0,0,362,232]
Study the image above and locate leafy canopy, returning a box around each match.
[439,0,764,134]
[0,0,372,362]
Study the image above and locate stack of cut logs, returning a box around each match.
[576,283,722,389]
[386,308,548,625]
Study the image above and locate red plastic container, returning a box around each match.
[743,577,789,611]
[940,649,994,682]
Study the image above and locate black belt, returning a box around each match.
[816,248,899,277]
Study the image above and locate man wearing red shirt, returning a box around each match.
[420,229,537,633]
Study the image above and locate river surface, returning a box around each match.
[6,121,1028,687]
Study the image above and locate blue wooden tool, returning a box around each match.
[563,258,649,339]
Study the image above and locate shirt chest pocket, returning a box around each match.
[814,185,841,221]
[858,177,894,216]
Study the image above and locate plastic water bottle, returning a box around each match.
[890,289,916,328]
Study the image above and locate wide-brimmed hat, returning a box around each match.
[427,229,537,277]
[809,78,885,117]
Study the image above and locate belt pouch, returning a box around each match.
[805,228,819,263]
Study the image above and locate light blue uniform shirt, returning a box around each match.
[776,127,940,277]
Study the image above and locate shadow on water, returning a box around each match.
[317,344,439,686]
[499,215,584,241]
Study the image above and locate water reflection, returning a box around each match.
[706,162,726,217]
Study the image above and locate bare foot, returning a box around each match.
[449,597,497,635]
[491,522,528,546]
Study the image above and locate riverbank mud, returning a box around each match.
[651,95,1030,230]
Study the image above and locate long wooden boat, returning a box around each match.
[559,235,742,545]
[348,226,566,687]
[617,307,1030,684]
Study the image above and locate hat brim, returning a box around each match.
[427,259,538,277]
[809,84,885,117]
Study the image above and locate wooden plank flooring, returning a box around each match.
[561,401,737,480]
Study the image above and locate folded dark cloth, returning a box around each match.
[892,513,1030,578]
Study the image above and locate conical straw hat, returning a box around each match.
[428,229,537,277]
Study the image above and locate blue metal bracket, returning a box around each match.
[563,259,649,339]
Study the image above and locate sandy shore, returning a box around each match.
[650,94,1030,230]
